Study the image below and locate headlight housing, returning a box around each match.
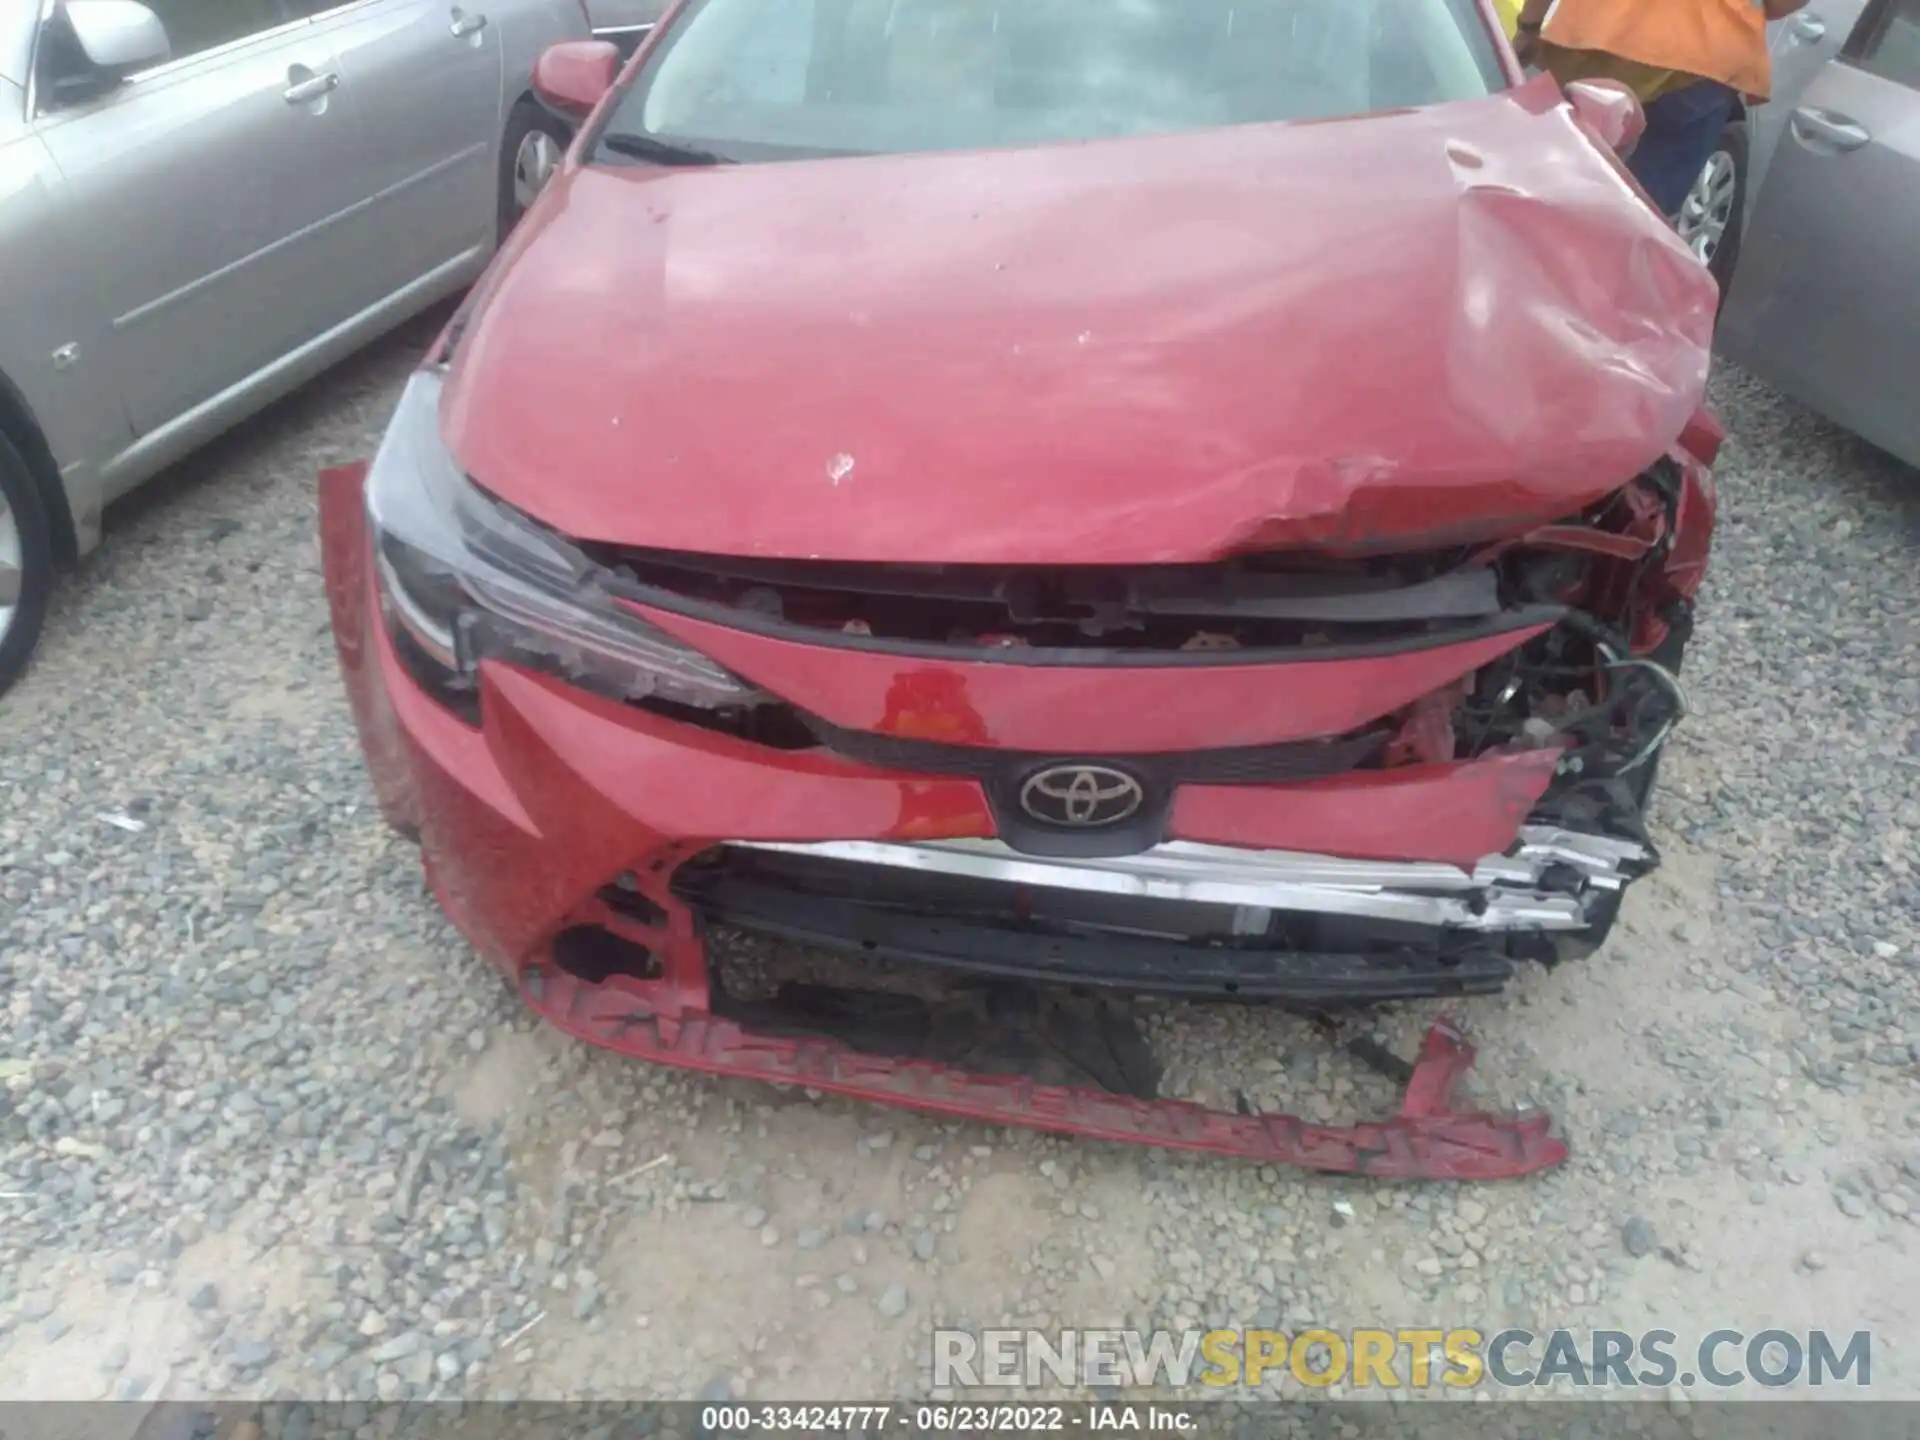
[365,366,759,719]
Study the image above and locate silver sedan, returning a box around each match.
[0,0,590,696]
[1691,0,1920,470]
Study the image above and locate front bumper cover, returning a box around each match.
[321,462,1580,1180]
[523,972,1564,1180]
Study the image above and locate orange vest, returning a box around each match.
[1543,0,1773,99]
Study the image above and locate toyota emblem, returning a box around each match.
[1018,765,1146,828]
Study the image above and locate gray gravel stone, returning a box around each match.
[368,1333,422,1364]
[230,1339,276,1371]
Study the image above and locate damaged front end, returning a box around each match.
[320,374,1718,1181]
[590,439,1713,983]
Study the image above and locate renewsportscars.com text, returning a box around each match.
[932,1327,1873,1391]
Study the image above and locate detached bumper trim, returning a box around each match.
[731,825,1651,934]
[523,964,1569,1180]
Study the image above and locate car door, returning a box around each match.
[290,0,506,311]
[1718,0,1920,468]
[587,0,665,54]
[31,0,369,438]
[1748,0,1872,199]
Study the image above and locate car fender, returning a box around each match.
[0,94,129,557]
[495,0,594,120]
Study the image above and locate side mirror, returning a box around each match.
[65,0,171,75]
[1563,79,1647,155]
[533,39,620,119]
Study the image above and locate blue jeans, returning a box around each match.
[1628,80,1739,218]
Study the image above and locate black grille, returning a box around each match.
[588,542,1560,661]
[672,848,1512,1004]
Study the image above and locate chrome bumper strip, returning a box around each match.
[728,827,1650,934]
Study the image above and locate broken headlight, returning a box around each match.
[365,367,757,720]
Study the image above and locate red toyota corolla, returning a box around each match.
[321,0,1724,1180]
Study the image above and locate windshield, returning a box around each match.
[603,0,1506,163]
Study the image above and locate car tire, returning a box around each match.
[498,99,572,241]
[1678,117,1747,301]
[0,429,55,701]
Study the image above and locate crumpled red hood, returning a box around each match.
[443,75,1716,564]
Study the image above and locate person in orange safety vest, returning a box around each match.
[1512,0,1810,219]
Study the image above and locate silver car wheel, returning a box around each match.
[512,130,563,213]
[0,494,21,644]
[1678,149,1738,265]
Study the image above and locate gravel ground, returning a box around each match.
[0,332,1916,1407]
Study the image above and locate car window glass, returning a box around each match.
[1851,0,1920,86]
[34,11,96,95]
[137,0,297,62]
[686,0,812,105]
[617,0,1505,162]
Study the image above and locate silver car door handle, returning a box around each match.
[450,10,488,35]
[1791,106,1871,151]
[1789,12,1826,41]
[283,71,340,103]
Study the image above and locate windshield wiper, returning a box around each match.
[598,131,735,166]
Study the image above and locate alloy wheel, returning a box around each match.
[0,493,21,645]
[1677,149,1738,266]
[513,130,563,212]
